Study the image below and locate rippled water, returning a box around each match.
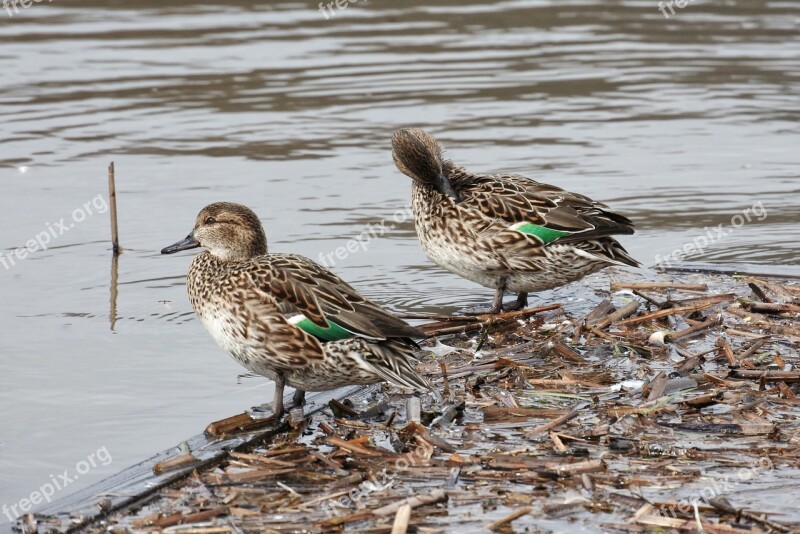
[1,0,798,515]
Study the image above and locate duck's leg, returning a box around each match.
[489,286,505,314]
[463,283,506,315]
[502,292,528,312]
[271,375,286,417]
[290,389,306,408]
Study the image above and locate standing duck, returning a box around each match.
[391,128,639,314]
[161,202,432,417]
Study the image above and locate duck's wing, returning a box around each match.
[449,170,636,244]
[246,253,423,341]
[234,289,327,371]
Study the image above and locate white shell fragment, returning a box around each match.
[648,331,668,346]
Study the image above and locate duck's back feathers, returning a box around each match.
[246,253,423,341]
[448,170,636,244]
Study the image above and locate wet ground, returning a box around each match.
[1,0,799,518]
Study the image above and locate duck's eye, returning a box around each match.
[204,216,217,225]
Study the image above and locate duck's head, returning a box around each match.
[161,202,267,261]
[391,128,460,202]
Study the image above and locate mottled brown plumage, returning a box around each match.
[392,128,639,314]
[162,202,432,417]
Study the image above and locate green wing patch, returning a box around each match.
[510,222,571,244]
[288,314,352,341]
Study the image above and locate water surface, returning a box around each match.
[1,0,798,515]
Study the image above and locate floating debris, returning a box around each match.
[24,267,800,533]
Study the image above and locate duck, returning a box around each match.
[161,202,433,417]
[391,128,639,314]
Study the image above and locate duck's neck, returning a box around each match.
[205,237,268,262]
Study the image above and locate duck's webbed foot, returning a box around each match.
[208,376,289,435]
[463,285,508,315]
[288,389,306,410]
[251,375,288,420]
[500,292,528,312]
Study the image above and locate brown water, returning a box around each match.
[1,0,798,517]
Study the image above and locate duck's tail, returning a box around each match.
[576,237,641,268]
[363,338,441,402]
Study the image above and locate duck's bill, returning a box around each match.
[435,172,460,203]
[161,234,200,254]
